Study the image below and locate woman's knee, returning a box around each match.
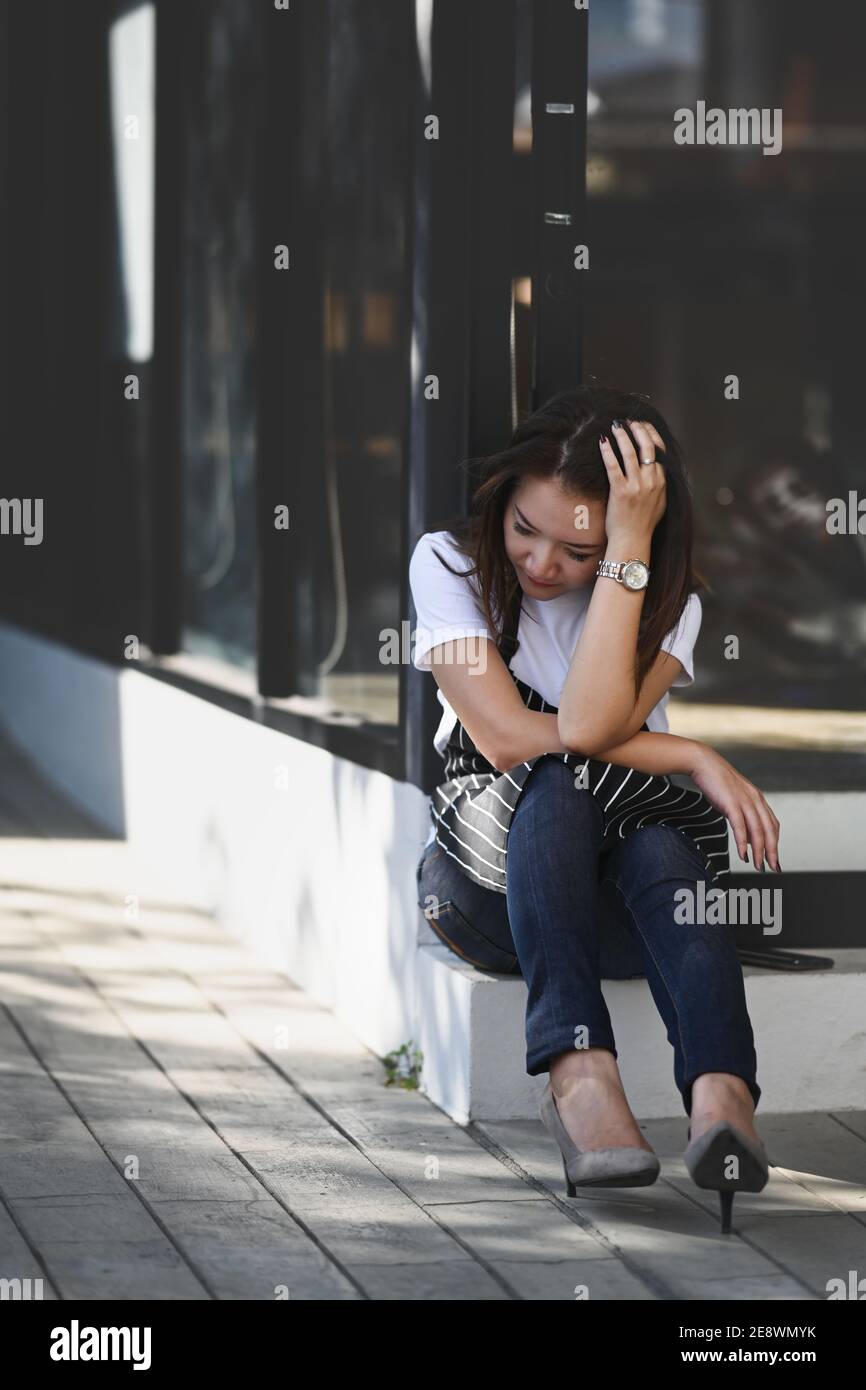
[605,824,710,891]
[515,757,602,833]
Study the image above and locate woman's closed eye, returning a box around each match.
[512,519,593,562]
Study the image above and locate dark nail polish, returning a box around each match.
[611,418,622,429]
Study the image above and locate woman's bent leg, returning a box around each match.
[600,825,761,1118]
[416,840,520,974]
[505,757,616,1075]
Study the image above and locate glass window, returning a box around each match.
[180,0,262,674]
[584,0,866,714]
[288,0,413,734]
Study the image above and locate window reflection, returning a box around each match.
[107,1,155,365]
[290,0,412,731]
[181,0,261,673]
[584,0,866,709]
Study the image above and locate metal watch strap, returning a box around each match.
[597,559,624,581]
[596,558,650,585]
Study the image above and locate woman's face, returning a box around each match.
[503,476,607,597]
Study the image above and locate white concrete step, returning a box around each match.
[416,942,866,1124]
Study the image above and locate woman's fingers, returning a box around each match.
[724,782,782,871]
[610,420,640,479]
[630,420,666,453]
[627,419,657,465]
[727,804,750,863]
[601,420,668,537]
[737,780,780,872]
[599,434,626,482]
[697,754,783,873]
[752,794,781,872]
[602,418,666,478]
[740,797,767,873]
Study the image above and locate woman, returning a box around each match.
[409,385,778,1234]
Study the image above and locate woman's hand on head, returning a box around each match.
[600,419,667,551]
[688,745,782,872]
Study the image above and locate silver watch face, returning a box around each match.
[621,560,649,590]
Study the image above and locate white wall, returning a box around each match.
[0,622,433,1069]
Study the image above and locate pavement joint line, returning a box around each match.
[654,1172,822,1298]
[466,1118,675,1301]
[0,1016,63,1301]
[28,914,523,1301]
[186,967,530,1300]
[0,981,219,1301]
[38,913,374,1299]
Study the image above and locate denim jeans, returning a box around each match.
[417,756,760,1117]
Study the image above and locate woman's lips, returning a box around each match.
[523,571,560,588]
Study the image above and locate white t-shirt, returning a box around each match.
[409,529,702,760]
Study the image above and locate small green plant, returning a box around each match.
[383,1040,424,1089]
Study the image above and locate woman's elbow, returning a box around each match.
[486,744,516,774]
[558,718,622,759]
[481,729,527,772]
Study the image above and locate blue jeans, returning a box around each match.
[417,756,760,1117]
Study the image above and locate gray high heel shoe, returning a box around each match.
[539,1080,661,1195]
[683,1120,769,1234]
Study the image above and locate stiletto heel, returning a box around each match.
[562,1154,577,1198]
[719,1190,735,1234]
[539,1080,660,1193]
[683,1120,769,1234]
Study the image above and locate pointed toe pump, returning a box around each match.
[539,1081,660,1195]
[683,1121,769,1234]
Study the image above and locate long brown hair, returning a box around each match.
[432,384,703,690]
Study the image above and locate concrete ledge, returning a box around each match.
[417,942,866,1123]
[3,621,863,1132]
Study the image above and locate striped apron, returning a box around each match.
[428,588,730,894]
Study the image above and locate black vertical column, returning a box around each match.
[405,0,522,794]
[530,0,588,407]
[405,0,474,792]
[467,0,518,457]
[148,0,187,654]
[2,0,134,657]
[254,0,306,698]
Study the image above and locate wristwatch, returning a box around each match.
[596,558,650,591]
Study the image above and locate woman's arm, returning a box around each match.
[557,419,668,754]
[429,644,692,774]
[427,638,781,871]
[591,729,781,872]
[586,727,701,776]
[426,636,573,768]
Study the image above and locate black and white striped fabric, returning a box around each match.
[428,589,730,894]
